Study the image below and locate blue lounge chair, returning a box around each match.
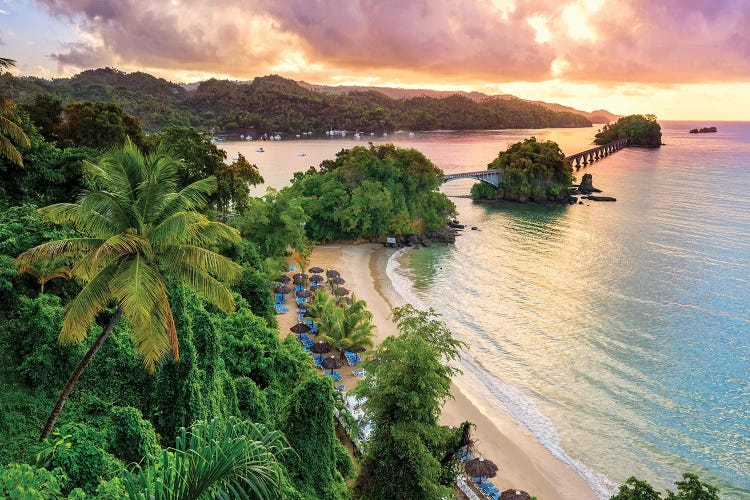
[334,384,345,392]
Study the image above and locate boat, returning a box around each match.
[273,134,282,140]
[297,152,306,157]
[408,132,415,137]
[245,136,253,141]
[296,134,301,138]
[256,147,265,152]
[354,133,361,139]
[383,132,388,136]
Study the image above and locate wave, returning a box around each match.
[385,248,617,499]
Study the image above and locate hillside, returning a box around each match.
[1,68,593,133]
[300,81,619,123]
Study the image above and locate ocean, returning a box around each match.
[223,122,750,498]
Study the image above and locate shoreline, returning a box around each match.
[290,243,598,500]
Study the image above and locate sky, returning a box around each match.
[1,0,749,120]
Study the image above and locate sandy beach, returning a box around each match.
[279,243,597,500]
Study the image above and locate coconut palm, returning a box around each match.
[124,418,289,499]
[0,58,31,167]
[16,139,242,440]
[306,291,374,356]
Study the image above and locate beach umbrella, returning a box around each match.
[274,275,291,284]
[293,273,308,280]
[321,355,344,376]
[309,266,324,274]
[310,284,323,292]
[333,287,350,297]
[499,491,531,500]
[326,269,340,278]
[310,274,324,283]
[464,458,498,479]
[296,289,312,298]
[293,276,306,285]
[290,322,311,334]
[331,276,346,285]
[311,341,332,362]
[274,285,291,294]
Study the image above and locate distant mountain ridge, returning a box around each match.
[298,81,619,124]
[0,68,602,133]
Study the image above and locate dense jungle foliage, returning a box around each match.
[281,144,455,241]
[594,114,662,147]
[470,137,575,202]
[0,68,591,134]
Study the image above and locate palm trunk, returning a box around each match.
[39,308,122,441]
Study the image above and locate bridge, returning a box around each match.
[443,138,628,187]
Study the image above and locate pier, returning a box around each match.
[443,138,628,188]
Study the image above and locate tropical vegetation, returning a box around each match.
[0,68,591,134]
[594,114,662,147]
[0,61,720,499]
[282,143,456,240]
[471,137,575,202]
[0,58,31,166]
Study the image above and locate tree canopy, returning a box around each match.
[471,137,575,202]
[594,114,662,147]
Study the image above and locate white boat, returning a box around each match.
[383,132,388,136]
[296,134,301,138]
[245,136,253,141]
[240,135,245,139]
[408,132,415,137]
[256,147,265,152]
[370,132,375,136]
[354,133,361,139]
[297,152,306,157]
[273,134,282,140]
[231,156,239,161]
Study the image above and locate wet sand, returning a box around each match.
[278,243,597,500]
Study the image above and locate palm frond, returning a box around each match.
[123,418,289,499]
[0,135,23,167]
[162,245,242,284]
[93,232,152,267]
[156,176,218,220]
[15,238,103,274]
[38,203,119,238]
[59,263,118,344]
[0,113,31,146]
[172,263,236,313]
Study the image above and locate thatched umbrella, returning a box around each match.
[293,273,308,280]
[274,285,291,294]
[309,266,324,274]
[464,458,498,479]
[331,276,346,285]
[499,490,531,500]
[321,355,344,376]
[296,289,312,298]
[290,322,311,334]
[311,341,332,362]
[326,269,340,278]
[293,276,306,285]
[274,275,291,284]
[333,287,350,297]
[310,284,323,292]
[310,274,324,283]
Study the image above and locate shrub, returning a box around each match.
[108,406,159,465]
[0,463,67,499]
[234,377,270,423]
[36,423,121,494]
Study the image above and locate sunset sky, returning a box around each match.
[2,0,749,120]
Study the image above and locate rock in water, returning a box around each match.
[578,173,603,194]
[582,195,616,202]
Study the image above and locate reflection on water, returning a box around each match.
[226,124,750,498]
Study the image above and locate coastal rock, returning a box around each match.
[578,173,602,194]
[426,224,457,244]
[582,195,616,202]
[406,234,421,247]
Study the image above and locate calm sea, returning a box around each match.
[222,122,750,498]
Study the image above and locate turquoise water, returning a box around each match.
[386,123,750,498]
[223,124,749,497]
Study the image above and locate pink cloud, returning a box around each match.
[35,0,750,84]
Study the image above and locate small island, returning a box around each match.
[594,114,662,147]
[470,137,575,203]
[690,127,717,133]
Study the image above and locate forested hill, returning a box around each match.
[0,68,592,133]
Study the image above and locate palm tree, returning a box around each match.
[16,139,242,440]
[306,291,374,356]
[124,418,290,499]
[0,58,30,166]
